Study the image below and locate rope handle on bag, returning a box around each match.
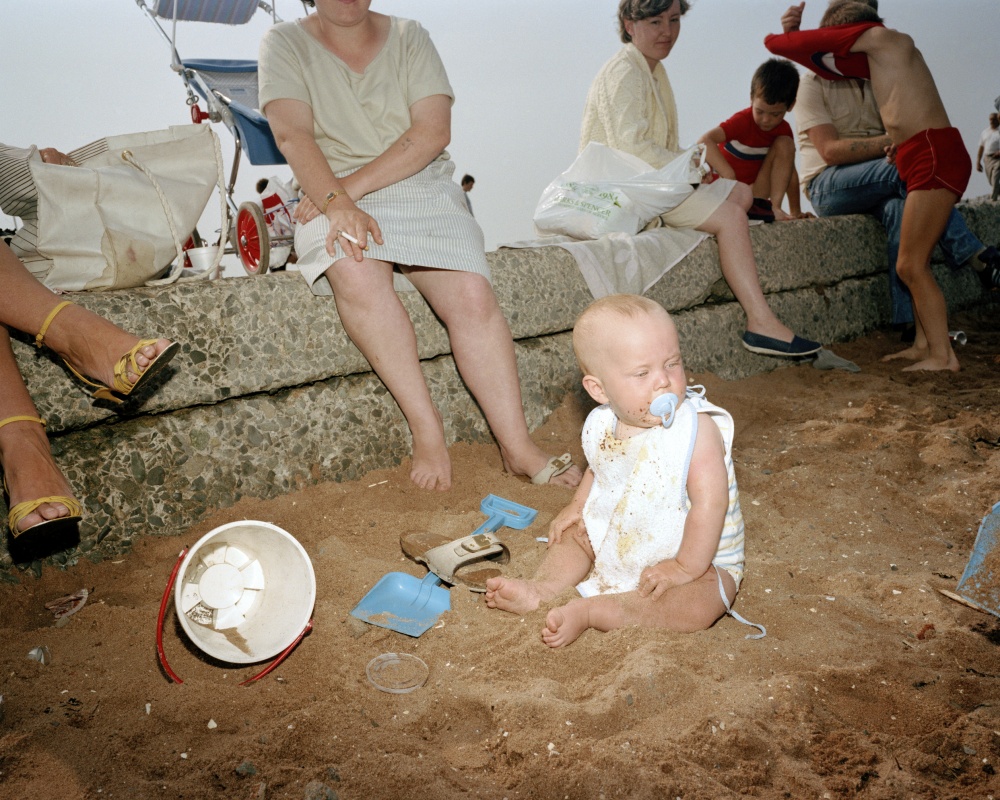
[121,128,228,285]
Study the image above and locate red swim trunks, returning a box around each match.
[764,22,882,81]
[895,127,972,197]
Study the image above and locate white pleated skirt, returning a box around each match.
[293,159,491,296]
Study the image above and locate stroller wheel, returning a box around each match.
[235,202,270,276]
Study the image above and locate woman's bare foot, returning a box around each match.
[43,303,175,391]
[485,576,556,615]
[882,345,926,362]
[408,412,452,491]
[0,422,78,532]
[501,447,583,489]
[541,601,592,648]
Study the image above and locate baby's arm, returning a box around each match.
[698,127,737,180]
[548,467,594,547]
[638,417,728,599]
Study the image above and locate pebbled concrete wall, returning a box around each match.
[3,201,998,574]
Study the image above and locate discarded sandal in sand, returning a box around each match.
[36,301,180,405]
[1,416,82,544]
[400,531,510,593]
[531,452,574,485]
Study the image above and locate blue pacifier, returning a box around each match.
[649,393,679,428]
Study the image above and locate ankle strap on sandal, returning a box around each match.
[0,416,45,432]
[35,300,73,349]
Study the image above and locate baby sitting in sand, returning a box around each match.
[486,294,759,647]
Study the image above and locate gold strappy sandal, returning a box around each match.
[0,416,82,541]
[36,301,180,406]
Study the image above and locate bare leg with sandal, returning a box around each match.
[0,240,179,559]
[324,256,582,492]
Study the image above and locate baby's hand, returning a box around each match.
[570,523,595,561]
[637,561,682,600]
[548,506,581,546]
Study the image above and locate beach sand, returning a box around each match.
[2,306,999,800]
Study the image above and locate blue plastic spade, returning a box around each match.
[955,500,1000,618]
[350,572,451,637]
[469,494,539,537]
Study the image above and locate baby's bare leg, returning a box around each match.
[485,530,593,615]
[541,568,735,648]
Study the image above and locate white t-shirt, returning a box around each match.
[980,127,1000,157]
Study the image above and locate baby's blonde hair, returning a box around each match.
[573,294,671,375]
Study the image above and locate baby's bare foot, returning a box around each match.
[484,576,551,614]
[541,601,591,648]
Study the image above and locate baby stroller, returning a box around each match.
[135,0,304,275]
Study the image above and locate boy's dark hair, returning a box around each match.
[750,59,800,108]
[461,174,475,186]
[617,0,690,44]
[821,1,883,27]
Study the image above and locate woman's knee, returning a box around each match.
[728,181,753,210]
[431,273,502,326]
[324,259,394,304]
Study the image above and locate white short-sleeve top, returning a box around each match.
[259,16,454,174]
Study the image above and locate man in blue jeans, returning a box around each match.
[794,61,999,331]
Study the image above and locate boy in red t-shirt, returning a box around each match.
[700,59,804,222]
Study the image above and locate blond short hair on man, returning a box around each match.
[820,0,882,27]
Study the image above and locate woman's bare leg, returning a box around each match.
[405,267,581,487]
[696,183,796,342]
[0,328,77,532]
[0,242,172,387]
[324,257,452,490]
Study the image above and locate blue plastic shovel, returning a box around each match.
[350,495,537,637]
[955,500,1000,618]
[350,572,451,637]
[470,494,539,536]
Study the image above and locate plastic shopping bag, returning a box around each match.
[533,142,708,240]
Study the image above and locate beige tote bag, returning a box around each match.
[26,124,224,291]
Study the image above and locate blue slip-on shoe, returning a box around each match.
[741,331,822,358]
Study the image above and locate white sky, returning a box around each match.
[3,0,997,260]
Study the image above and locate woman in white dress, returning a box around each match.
[259,0,581,491]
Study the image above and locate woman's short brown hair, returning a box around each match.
[617,0,691,44]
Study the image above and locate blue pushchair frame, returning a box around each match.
[135,0,305,274]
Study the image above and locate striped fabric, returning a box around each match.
[152,0,259,25]
[293,159,490,296]
[0,144,45,273]
[0,141,113,273]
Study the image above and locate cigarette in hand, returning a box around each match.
[336,229,367,249]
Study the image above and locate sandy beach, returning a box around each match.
[1,303,999,800]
